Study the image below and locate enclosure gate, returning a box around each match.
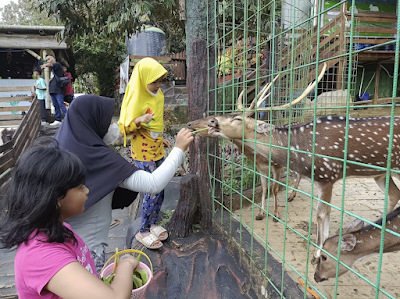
[205,0,400,298]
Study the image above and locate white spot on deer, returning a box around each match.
[301,157,305,162]
[333,145,339,149]
[331,176,335,180]
[349,154,355,158]
[370,235,373,239]
[321,146,326,150]
[377,142,382,146]
[319,175,324,179]
[383,137,387,141]
[339,138,343,141]
[300,127,305,132]
[374,132,379,135]
[339,116,345,120]
[394,225,398,230]
[362,123,366,127]
[349,135,353,139]
[361,133,365,136]
[339,130,344,133]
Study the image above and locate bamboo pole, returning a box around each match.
[42,50,52,110]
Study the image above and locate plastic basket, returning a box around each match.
[100,249,153,299]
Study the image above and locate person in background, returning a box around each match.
[118,57,172,250]
[0,144,139,299]
[40,54,67,127]
[32,69,47,125]
[62,65,74,104]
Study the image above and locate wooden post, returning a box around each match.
[337,8,346,90]
[373,62,381,104]
[168,40,218,237]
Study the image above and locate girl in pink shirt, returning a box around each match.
[0,144,139,299]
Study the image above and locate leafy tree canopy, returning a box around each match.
[35,0,186,53]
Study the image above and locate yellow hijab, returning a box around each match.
[118,57,167,144]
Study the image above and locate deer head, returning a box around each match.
[314,207,400,282]
[202,63,327,140]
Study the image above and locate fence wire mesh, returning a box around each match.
[204,0,400,298]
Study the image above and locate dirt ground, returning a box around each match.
[233,176,400,299]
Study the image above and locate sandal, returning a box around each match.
[150,225,168,241]
[135,232,163,249]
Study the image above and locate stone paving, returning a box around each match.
[235,176,400,299]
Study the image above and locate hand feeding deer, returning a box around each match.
[195,63,400,263]
[187,79,302,221]
[314,206,400,282]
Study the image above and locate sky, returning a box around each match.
[0,0,15,7]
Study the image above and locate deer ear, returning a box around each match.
[344,218,364,234]
[341,234,357,251]
[256,123,274,134]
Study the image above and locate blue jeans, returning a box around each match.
[134,157,165,233]
[50,93,67,121]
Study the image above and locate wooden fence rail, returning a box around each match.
[0,97,40,186]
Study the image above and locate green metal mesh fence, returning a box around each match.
[204,0,400,298]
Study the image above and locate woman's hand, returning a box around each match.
[135,113,154,126]
[174,128,194,152]
[163,139,171,148]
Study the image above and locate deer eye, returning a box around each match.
[232,118,242,122]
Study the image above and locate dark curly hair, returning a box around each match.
[0,143,86,249]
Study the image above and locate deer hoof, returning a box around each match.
[255,214,264,221]
[273,217,279,223]
[287,195,296,202]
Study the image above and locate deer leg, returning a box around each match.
[311,183,333,265]
[256,175,267,220]
[288,172,302,202]
[272,166,282,222]
[374,174,400,212]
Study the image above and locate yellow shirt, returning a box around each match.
[128,122,164,162]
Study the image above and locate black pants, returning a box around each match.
[64,94,74,103]
[38,99,47,122]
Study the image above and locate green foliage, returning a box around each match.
[73,38,125,97]
[0,0,57,26]
[35,0,186,52]
[73,73,99,94]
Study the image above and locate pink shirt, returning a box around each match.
[14,223,98,299]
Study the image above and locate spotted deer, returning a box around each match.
[187,115,302,221]
[195,63,400,263]
[314,206,400,282]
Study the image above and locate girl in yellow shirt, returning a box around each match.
[118,57,171,249]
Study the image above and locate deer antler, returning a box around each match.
[257,62,327,111]
[236,73,280,112]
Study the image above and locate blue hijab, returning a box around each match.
[55,95,139,210]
